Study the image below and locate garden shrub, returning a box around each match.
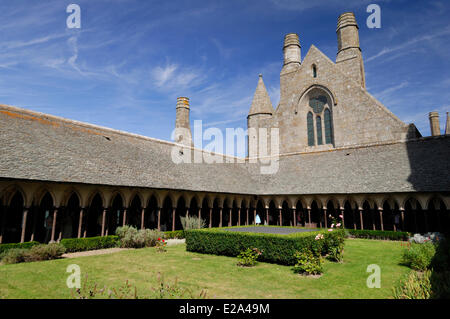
[1,243,66,265]
[347,229,410,241]
[0,248,29,264]
[402,242,436,271]
[185,228,345,266]
[27,243,66,261]
[293,250,323,275]
[393,270,432,299]
[236,248,263,267]
[155,237,167,253]
[116,226,163,248]
[0,241,40,254]
[180,215,206,230]
[60,236,119,252]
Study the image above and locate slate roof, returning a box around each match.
[1,104,449,195]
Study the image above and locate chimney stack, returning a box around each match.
[175,97,192,146]
[283,33,301,67]
[429,111,440,136]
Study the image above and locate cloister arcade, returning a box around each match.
[0,180,448,244]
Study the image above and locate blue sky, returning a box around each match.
[0,0,449,150]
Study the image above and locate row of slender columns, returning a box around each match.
[0,203,444,243]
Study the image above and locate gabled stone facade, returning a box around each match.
[248,12,419,156]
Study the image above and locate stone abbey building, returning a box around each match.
[1,13,449,244]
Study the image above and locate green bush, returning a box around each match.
[402,242,436,271]
[164,230,185,239]
[0,248,29,264]
[237,248,263,267]
[60,236,119,253]
[347,229,410,241]
[27,243,66,261]
[293,250,323,275]
[1,243,66,265]
[185,228,345,266]
[116,226,163,248]
[0,241,40,255]
[393,270,432,299]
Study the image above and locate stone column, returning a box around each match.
[198,207,201,228]
[78,208,84,238]
[292,208,296,227]
[238,208,241,226]
[253,208,256,225]
[228,208,232,227]
[371,209,376,230]
[209,208,212,228]
[278,209,282,226]
[172,207,176,231]
[340,208,345,229]
[20,207,29,243]
[266,208,269,225]
[157,207,161,231]
[400,208,405,232]
[246,208,249,226]
[359,209,364,230]
[323,208,327,228]
[122,208,128,226]
[307,208,311,226]
[352,209,356,230]
[101,208,107,236]
[379,209,384,231]
[141,207,146,230]
[186,207,189,218]
[30,206,37,242]
[219,207,223,227]
[51,207,58,242]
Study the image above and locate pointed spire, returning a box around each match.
[248,74,273,116]
[446,112,450,135]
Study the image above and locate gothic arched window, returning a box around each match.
[307,112,314,146]
[307,94,334,147]
[324,108,333,144]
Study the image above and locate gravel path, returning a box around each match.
[61,239,186,258]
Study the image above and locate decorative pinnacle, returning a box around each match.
[283,33,300,49]
[176,97,190,109]
[337,12,358,32]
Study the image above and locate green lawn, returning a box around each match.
[0,239,410,299]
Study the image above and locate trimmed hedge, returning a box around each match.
[164,230,185,239]
[347,229,410,241]
[0,241,40,255]
[185,228,345,265]
[60,236,119,253]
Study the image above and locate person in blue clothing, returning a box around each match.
[255,213,261,225]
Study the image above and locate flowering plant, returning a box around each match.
[155,237,167,253]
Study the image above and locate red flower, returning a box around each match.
[157,237,161,241]
[162,239,165,243]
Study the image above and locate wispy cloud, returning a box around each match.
[366,26,450,63]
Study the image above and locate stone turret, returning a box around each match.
[174,97,193,146]
[429,111,440,136]
[248,74,273,157]
[336,12,366,88]
[280,33,301,99]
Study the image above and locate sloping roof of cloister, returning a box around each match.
[1,104,449,195]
